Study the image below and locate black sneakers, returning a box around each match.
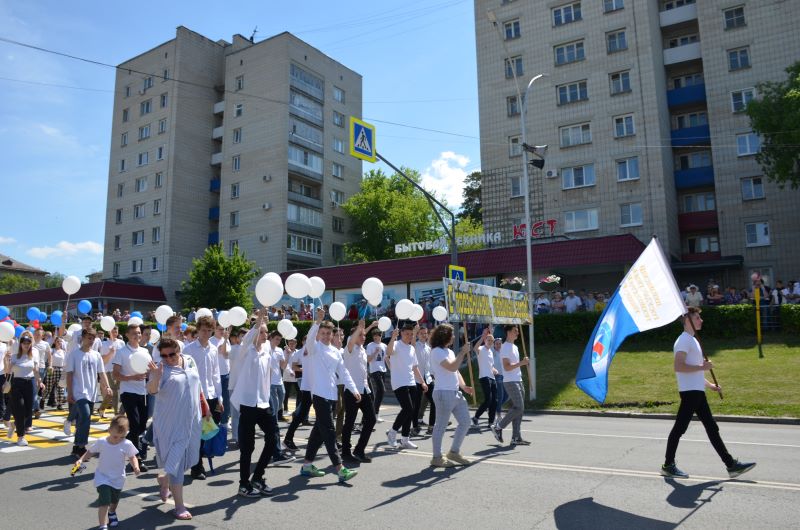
[238,484,261,498]
[353,451,372,463]
[660,463,689,479]
[271,452,296,466]
[283,439,299,451]
[491,425,504,443]
[251,478,273,496]
[727,460,756,478]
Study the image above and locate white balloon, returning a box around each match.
[128,316,143,327]
[195,308,213,320]
[0,322,14,342]
[228,306,248,327]
[284,326,298,340]
[329,301,346,321]
[309,276,326,299]
[277,318,294,336]
[410,304,424,322]
[62,275,81,296]
[68,323,81,334]
[255,274,284,307]
[361,277,384,302]
[217,311,230,328]
[155,305,173,325]
[129,351,151,374]
[367,294,382,307]
[100,315,116,332]
[285,273,312,299]
[150,329,161,344]
[377,316,392,332]
[432,306,448,322]
[395,299,414,320]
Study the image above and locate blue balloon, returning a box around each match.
[14,325,24,338]
[78,299,92,315]
[51,311,63,327]
[157,323,166,332]
[131,311,143,319]
[180,323,187,331]
[26,307,41,321]
[0,306,8,320]
[39,311,48,323]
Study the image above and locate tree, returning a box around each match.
[44,272,66,289]
[457,171,482,224]
[342,168,442,262]
[454,217,486,251]
[746,61,800,188]
[180,244,259,312]
[0,274,39,295]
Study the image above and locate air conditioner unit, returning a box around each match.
[545,170,558,179]
[330,201,338,209]
[138,89,146,95]
[259,234,268,243]
[262,203,271,210]
[262,175,271,182]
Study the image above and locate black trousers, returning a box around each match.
[391,385,416,437]
[665,390,734,467]
[370,372,385,415]
[193,398,220,473]
[120,392,148,458]
[10,378,34,437]
[342,389,376,454]
[283,381,300,411]
[238,404,278,486]
[412,383,424,430]
[304,396,340,466]
[284,390,312,442]
[474,377,497,424]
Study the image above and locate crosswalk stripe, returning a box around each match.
[0,411,111,453]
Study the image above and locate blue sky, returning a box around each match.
[0,0,480,279]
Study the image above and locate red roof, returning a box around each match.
[0,281,167,306]
[282,234,645,289]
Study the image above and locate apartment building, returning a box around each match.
[103,27,362,307]
[475,0,800,289]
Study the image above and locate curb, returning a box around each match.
[519,408,800,425]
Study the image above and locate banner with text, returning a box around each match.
[443,278,531,324]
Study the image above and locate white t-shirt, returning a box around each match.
[564,296,582,313]
[113,344,148,395]
[367,342,387,373]
[283,349,297,382]
[343,343,370,393]
[10,353,37,379]
[89,437,138,490]
[295,348,312,392]
[477,345,495,379]
[0,342,6,373]
[210,335,230,376]
[51,348,66,368]
[33,340,51,367]
[270,347,284,384]
[431,347,459,391]
[389,341,418,390]
[66,348,104,401]
[673,332,706,392]
[101,338,125,373]
[500,342,522,382]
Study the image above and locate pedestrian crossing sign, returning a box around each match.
[349,116,376,163]
[448,265,466,282]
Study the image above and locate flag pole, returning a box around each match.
[461,324,477,406]
[517,323,534,401]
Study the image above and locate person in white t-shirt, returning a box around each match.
[282,338,299,416]
[366,329,387,422]
[341,319,378,463]
[472,328,499,427]
[98,326,124,417]
[661,308,755,479]
[67,327,111,457]
[112,324,150,470]
[491,325,530,446]
[42,336,67,411]
[210,324,231,427]
[385,321,428,450]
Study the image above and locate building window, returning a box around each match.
[143,76,153,90]
[153,199,161,215]
[290,118,323,146]
[724,6,745,29]
[736,132,760,156]
[229,240,239,256]
[132,259,143,274]
[741,177,764,201]
[620,203,643,227]
[235,75,244,91]
[682,192,715,213]
[287,204,322,227]
[504,56,523,78]
[290,63,325,97]
[124,86,130,98]
[675,151,711,170]
[233,128,242,144]
[565,208,599,232]
[553,3,581,26]
[232,155,241,171]
[139,125,150,140]
[120,132,128,147]
[151,257,159,271]
[134,203,146,219]
[664,0,694,10]
[160,92,168,108]
[728,47,750,71]
[287,234,322,255]
[137,152,149,166]
[333,137,345,154]
[229,183,239,199]
[119,159,126,172]
[230,211,240,228]
[333,86,345,103]
[604,0,624,12]
[135,176,147,192]
[745,222,770,247]
[731,88,755,113]
[614,114,635,137]
[154,172,163,188]
[152,226,161,243]
[112,262,120,277]
[616,157,639,181]
[562,164,596,189]
[289,180,321,199]
[672,72,704,89]
[503,96,519,117]
[510,176,522,197]
[331,189,345,205]
[668,34,698,48]
[557,80,588,105]
[113,235,121,250]
[156,146,165,160]
[140,99,152,116]
[132,230,144,246]
[122,108,129,122]
[509,135,522,157]
[673,111,707,129]
[332,243,344,264]
[333,111,345,127]
[158,118,167,134]
[332,216,345,233]
[115,208,123,224]
[684,235,718,254]
[332,162,344,179]
[163,69,169,80]
[554,41,584,65]
[288,145,323,173]
[504,18,521,39]
[290,90,323,121]
[610,71,631,95]
[235,103,243,117]
[606,30,627,53]
[559,123,591,147]
[117,183,124,198]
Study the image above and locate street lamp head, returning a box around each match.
[532,145,548,157]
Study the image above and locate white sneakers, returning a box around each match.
[400,437,418,450]
[17,437,28,447]
[376,417,385,423]
[386,429,398,448]
[63,419,72,436]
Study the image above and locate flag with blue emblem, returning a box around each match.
[575,238,685,403]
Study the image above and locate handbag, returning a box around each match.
[2,374,12,394]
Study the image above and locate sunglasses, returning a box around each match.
[162,352,179,359]
[20,339,32,344]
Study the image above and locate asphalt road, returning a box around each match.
[1,405,798,529]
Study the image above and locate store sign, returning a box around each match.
[512,219,558,240]
[394,232,501,254]
[443,278,530,324]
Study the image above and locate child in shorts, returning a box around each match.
[75,415,140,529]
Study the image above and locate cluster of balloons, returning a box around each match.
[255,272,326,307]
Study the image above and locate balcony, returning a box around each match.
[212,126,224,140]
[671,124,710,147]
[287,221,322,238]
[207,232,219,245]
[678,211,719,232]
[288,191,323,209]
[211,152,222,165]
[663,42,701,65]
[674,165,714,189]
[208,207,219,220]
[213,100,225,114]
[288,161,323,182]
[681,251,721,263]
[660,3,698,27]
[289,76,324,101]
[667,83,706,108]
[209,179,221,192]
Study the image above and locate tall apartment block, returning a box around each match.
[475,0,800,289]
[103,27,362,307]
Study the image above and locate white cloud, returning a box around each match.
[0,236,16,245]
[420,151,472,209]
[27,240,103,259]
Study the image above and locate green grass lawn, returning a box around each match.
[462,334,800,418]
